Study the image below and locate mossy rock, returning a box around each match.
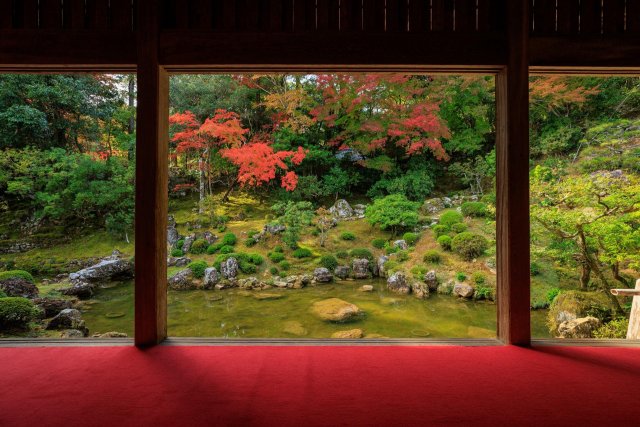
[547,290,615,336]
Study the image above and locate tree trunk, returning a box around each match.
[612,262,631,288]
[198,157,206,213]
[222,178,238,202]
[128,76,136,134]
[579,262,591,290]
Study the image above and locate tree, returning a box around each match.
[315,207,334,247]
[272,201,314,249]
[365,194,420,235]
[322,165,354,201]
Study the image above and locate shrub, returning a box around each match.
[278,271,287,278]
[456,272,467,282]
[383,260,399,274]
[461,202,488,217]
[437,235,452,251]
[319,255,338,271]
[213,253,249,270]
[451,232,489,260]
[247,230,260,238]
[336,250,349,259]
[206,243,224,254]
[0,297,39,329]
[410,265,428,281]
[365,194,420,233]
[170,249,184,257]
[273,245,284,253]
[371,238,386,249]
[269,267,279,275]
[239,261,257,274]
[385,245,399,255]
[175,239,185,250]
[530,262,541,276]
[189,238,209,254]
[396,250,409,262]
[471,272,486,286]
[402,232,419,245]
[219,245,235,254]
[311,228,320,237]
[292,248,313,258]
[450,222,468,234]
[593,318,629,339]
[423,250,441,263]
[439,211,464,227]
[188,260,208,279]
[244,238,257,247]
[280,261,291,271]
[221,233,237,246]
[350,248,373,261]
[268,252,286,263]
[546,287,560,303]
[0,270,34,283]
[432,225,450,238]
[340,232,356,241]
[248,253,264,265]
[217,225,227,232]
[474,285,494,301]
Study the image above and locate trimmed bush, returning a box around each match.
[385,245,399,255]
[474,285,494,301]
[423,250,441,263]
[340,232,356,241]
[268,252,286,263]
[461,201,488,218]
[471,272,486,286]
[383,260,399,274]
[0,270,34,283]
[350,248,373,261]
[319,255,338,271]
[248,253,264,265]
[221,233,237,246]
[396,250,409,262]
[410,265,428,281]
[273,245,284,253]
[432,225,450,238]
[402,232,419,245]
[269,267,279,275]
[371,238,386,249]
[456,272,467,282]
[188,260,208,279]
[0,297,39,329]
[170,249,184,257]
[451,232,489,260]
[450,222,468,234]
[175,239,185,250]
[280,261,291,271]
[189,238,209,254]
[239,261,257,274]
[437,235,452,251]
[206,243,224,254]
[292,248,313,259]
[439,211,464,227]
[219,245,235,254]
[244,237,257,247]
[336,250,349,259]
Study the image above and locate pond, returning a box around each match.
[79,279,552,338]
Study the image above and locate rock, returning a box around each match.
[68,256,133,283]
[214,279,238,290]
[33,298,73,317]
[238,276,268,290]
[181,234,196,253]
[453,282,475,299]
[168,268,195,291]
[424,270,439,291]
[167,225,180,247]
[329,199,354,219]
[221,257,239,279]
[334,265,351,280]
[352,204,367,219]
[60,280,96,299]
[283,320,308,336]
[202,231,217,245]
[311,298,361,322]
[352,258,370,279]
[285,275,311,289]
[558,316,602,338]
[264,223,286,235]
[168,256,191,267]
[547,290,614,336]
[331,329,364,339]
[47,309,87,335]
[437,280,455,295]
[313,268,333,283]
[421,198,447,215]
[203,267,220,289]
[0,278,39,299]
[387,272,410,294]
[377,255,389,277]
[60,329,86,338]
[359,285,374,292]
[393,239,408,250]
[253,293,284,301]
[93,331,128,338]
[411,282,429,299]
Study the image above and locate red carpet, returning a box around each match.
[1,345,639,426]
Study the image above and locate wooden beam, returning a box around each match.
[530,36,640,68]
[495,0,530,346]
[135,0,168,347]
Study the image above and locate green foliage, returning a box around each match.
[350,248,374,261]
[175,239,185,250]
[402,232,419,245]
[0,270,34,283]
[423,250,441,263]
[383,260,399,274]
[280,261,291,271]
[219,245,235,254]
[268,252,286,263]
[371,238,386,249]
[471,272,486,286]
[336,250,349,259]
[437,232,452,249]
[451,232,489,260]
[322,166,357,199]
[593,318,629,339]
[221,233,237,246]
[367,160,436,201]
[365,194,420,235]
[461,202,487,218]
[547,288,560,303]
[340,232,356,241]
[170,249,184,257]
[188,260,208,278]
[396,251,409,262]
[384,244,399,255]
[439,211,464,227]
[456,272,467,282]
[0,297,40,329]
[239,261,257,274]
[269,266,279,275]
[432,225,450,238]
[319,255,338,271]
[189,238,209,254]
[207,243,224,254]
[272,201,314,249]
[273,245,284,253]
[530,262,541,276]
[247,253,264,265]
[292,248,313,259]
[410,265,428,281]
[450,222,468,234]
[474,286,494,301]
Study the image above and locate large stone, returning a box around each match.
[93,331,128,338]
[283,321,308,336]
[0,278,38,299]
[548,290,614,336]
[168,268,195,290]
[421,198,447,215]
[264,223,286,235]
[411,282,429,299]
[34,298,73,318]
[167,225,180,247]
[203,267,220,289]
[181,235,196,253]
[424,270,439,291]
[68,256,133,283]
[202,231,217,245]
[453,282,475,299]
[329,199,354,219]
[352,204,367,219]
[311,298,361,322]
[377,255,389,277]
[238,276,268,290]
[283,275,311,289]
[221,257,239,279]
[393,239,408,250]
[387,272,410,294]
[334,266,351,280]
[167,256,191,267]
[313,268,333,283]
[437,280,455,295]
[352,258,370,279]
[47,309,87,335]
[331,328,364,339]
[558,316,602,338]
[59,280,96,299]
[359,285,374,292]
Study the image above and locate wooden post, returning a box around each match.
[135,0,168,347]
[612,279,640,339]
[495,0,530,345]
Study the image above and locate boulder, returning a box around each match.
[202,231,217,245]
[437,280,455,295]
[203,267,220,289]
[34,298,73,318]
[181,235,196,253]
[352,258,370,279]
[329,199,354,219]
[393,239,408,250]
[92,331,128,338]
[311,298,361,322]
[168,268,195,291]
[47,309,87,335]
[221,257,239,279]
[421,198,447,215]
[331,328,364,339]
[60,329,86,338]
[0,278,38,299]
[547,290,614,336]
[167,225,180,247]
[68,256,133,283]
[453,282,475,299]
[359,285,374,292]
[214,279,238,290]
[253,293,283,301]
[167,256,191,267]
[558,316,602,339]
[283,321,308,336]
[264,223,286,235]
[424,270,439,291]
[60,280,96,299]
[387,272,410,294]
[334,266,351,280]
[411,282,430,299]
[352,204,367,218]
[283,275,311,289]
[313,268,333,283]
[238,276,268,290]
[377,255,389,277]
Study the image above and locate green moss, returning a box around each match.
[461,202,487,218]
[219,245,235,254]
[292,248,313,259]
[423,250,441,264]
[189,238,209,254]
[221,233,237,246]
[188,260,208,279]
[547,290,615,336]
[0,270,34,283]
[247,253,264,265]
[0,297,39,329]
[439,211,463,227]
[340,232,356,241]
[268,252,286,263]
[350,248,373,261]
[593,318,629,339]
[336,250,349,259]
[170,249,184,257]
[371,238,386,249]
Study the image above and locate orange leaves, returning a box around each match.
[529,76,600,110]
[199,109,248,146]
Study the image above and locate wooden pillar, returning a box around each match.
[495,0,530,345]
[135,0,168,346]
